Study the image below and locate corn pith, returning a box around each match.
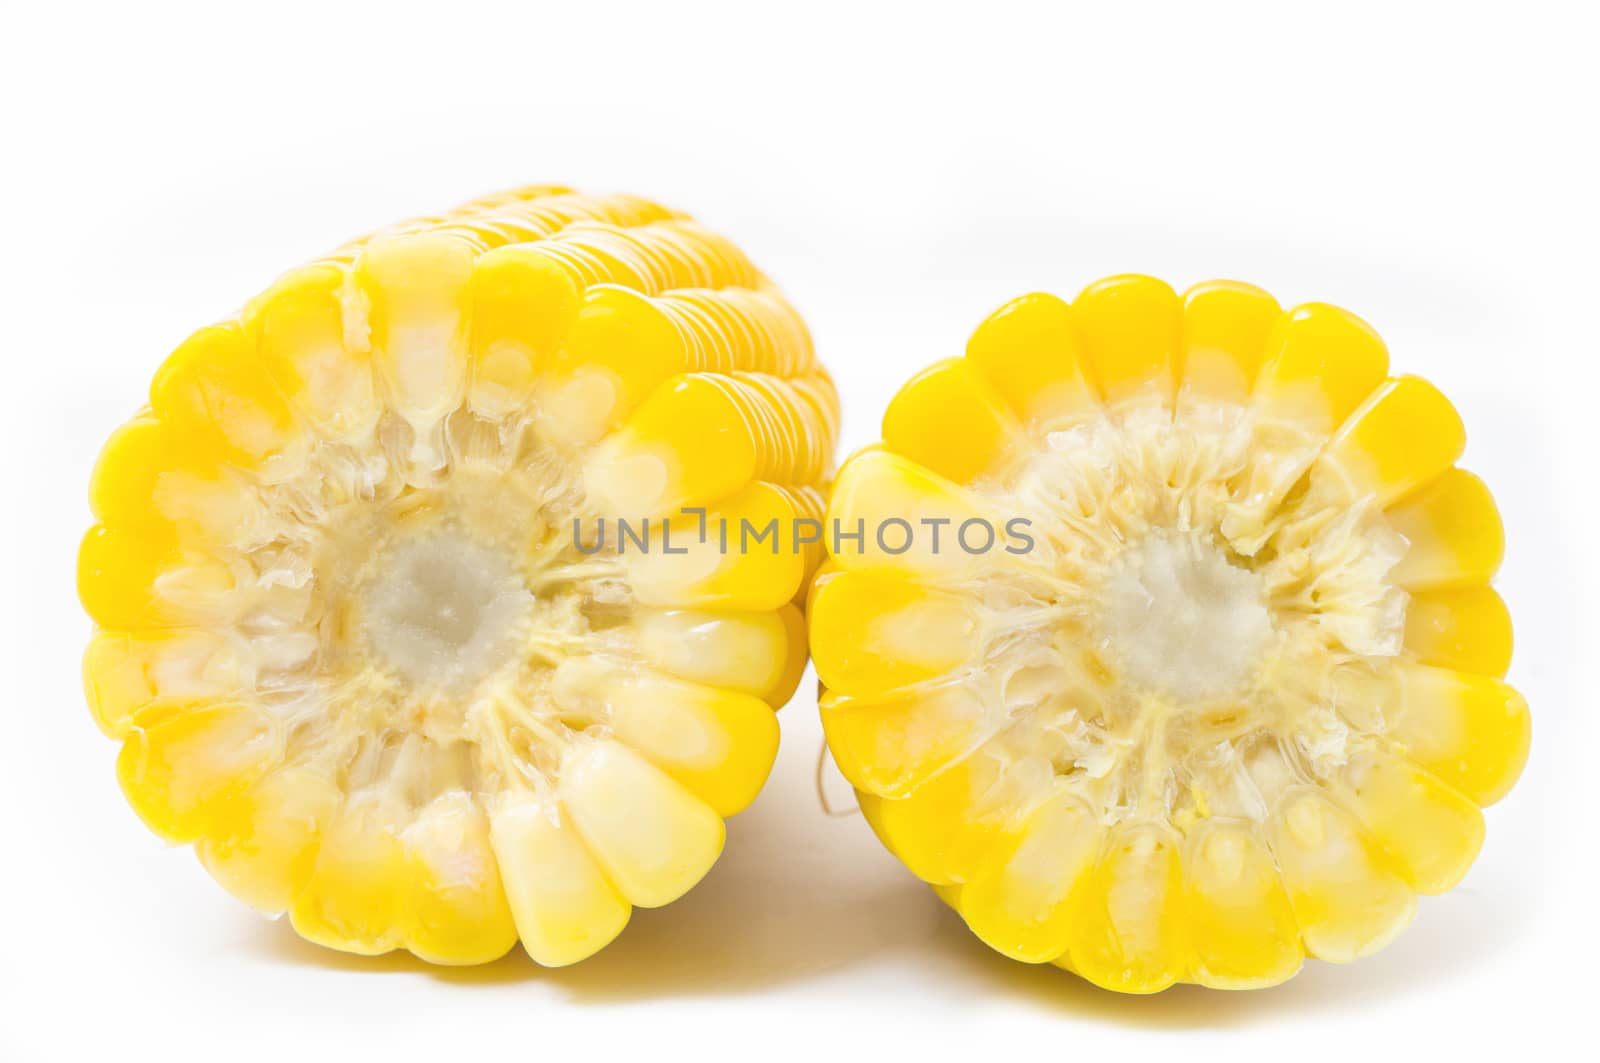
[810,276,1527,992]
[79,186,838,966]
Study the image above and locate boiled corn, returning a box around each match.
[810,276,1527,992]
[80,186,837,965]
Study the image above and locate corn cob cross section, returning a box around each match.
[810,276,1527,991]
[79,186,837,966]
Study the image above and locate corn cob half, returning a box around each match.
[79,186,837,965]
[810,276,1527,991]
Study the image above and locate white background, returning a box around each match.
[2,1,1595,1058]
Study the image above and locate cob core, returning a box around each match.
[79,186,837,965]
[811,276,1527,991]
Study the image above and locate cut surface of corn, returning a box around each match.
[79,186,836,966]
[812,276,1526,991]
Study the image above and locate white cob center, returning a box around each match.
[227,413,633,796]
[970,401,1411,825]
[1098,534,1273,702]
[360,531,534,691]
